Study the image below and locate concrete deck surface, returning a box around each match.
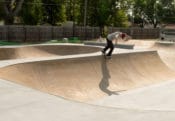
[1,79,175,121]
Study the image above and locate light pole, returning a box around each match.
[72,0,75,37]
[83,0,88,40]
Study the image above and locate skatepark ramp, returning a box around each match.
[0,44,101,60]
[0,51,175,102]
[123,40,175,70]
[151,42,175,71]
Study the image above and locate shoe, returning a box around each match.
[101,50,105,54]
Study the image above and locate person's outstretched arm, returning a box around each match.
[124,34,132,41]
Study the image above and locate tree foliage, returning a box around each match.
[0,2,5,21]
[1,0,24,25]
[159,0,175,24]
[42,0,66,25]
[0,0,175,28]
[20,0,43,25]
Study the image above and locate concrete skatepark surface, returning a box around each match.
[1,42,175,120]
[0,51,175,102]
[151,42,175,70]
[87,39,175,70]
[125,40,175,70]
[0,44,100,60]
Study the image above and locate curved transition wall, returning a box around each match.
[151,42,175,70]
[123,40,175,70]
[0,45,101,60]
[0,51,175,102]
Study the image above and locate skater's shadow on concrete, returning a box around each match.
[99,56,119,96]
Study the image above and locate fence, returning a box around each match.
[0,25,160,42]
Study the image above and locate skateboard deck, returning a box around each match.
[101,51,111,59]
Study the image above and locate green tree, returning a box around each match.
[159,0,175,24]
[110,0,131,27]
[0,2,5,21]
[2,0,24,25]
[81,0,129,36]
[134,0,175,28]
[145,0,160,28]
[110,10,128,27]
[133,0,147,27]
[65,0,81,25]
[42,0,66,25]
[20,0,43,25]
[97,0,111,36]
[77,0,84,25]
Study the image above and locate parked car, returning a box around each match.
[160,29,175,41]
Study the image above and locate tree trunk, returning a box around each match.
[154,23,157,28]
[4,14,14,25]
[100,25,107,37]
[3,0,24,25]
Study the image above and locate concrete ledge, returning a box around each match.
[84,41,134,49]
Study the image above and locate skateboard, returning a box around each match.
[101,51,111,59]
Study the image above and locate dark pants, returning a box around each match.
[103,38,114,56]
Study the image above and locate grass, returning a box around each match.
[0,40,21,46]
[45,37,82,44]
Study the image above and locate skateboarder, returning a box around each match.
[101,31,131,58]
